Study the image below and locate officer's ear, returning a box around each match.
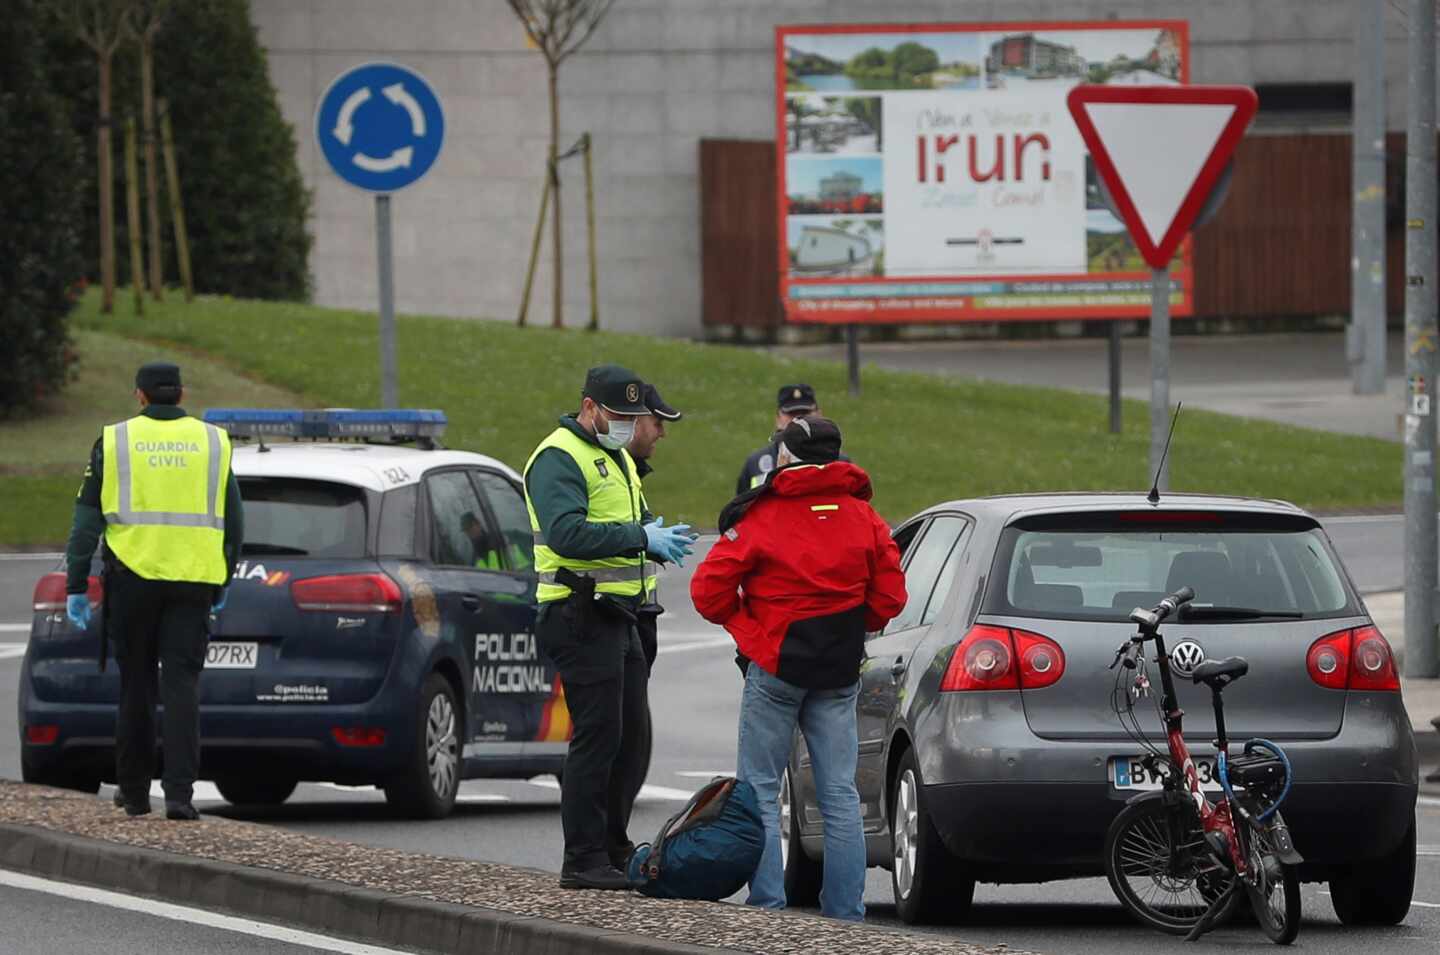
[135,388,148,409]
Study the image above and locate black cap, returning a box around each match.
[643,383,682,421]
[135,362,182,395]
[583,364,649,415]
[778,415,842,464]
[776,383,817,414]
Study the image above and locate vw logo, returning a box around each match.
[1170,640,1205,674]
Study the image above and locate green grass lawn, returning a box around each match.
[0,290,1403,548]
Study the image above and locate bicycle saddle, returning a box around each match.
[1192,656,1248,689]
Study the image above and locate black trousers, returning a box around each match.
[535,600,649,872]
[108,569,211,803]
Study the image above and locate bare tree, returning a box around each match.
[62,0,134,314]
[126,0,171,301]
[506,0,617,329]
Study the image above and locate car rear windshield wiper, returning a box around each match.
[240,543,309,555]
[1178,605,1303,620]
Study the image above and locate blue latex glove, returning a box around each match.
[66,594,91,630]
[643,516,696,567]
[210,587,228,614]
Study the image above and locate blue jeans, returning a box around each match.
[736,664,865,921]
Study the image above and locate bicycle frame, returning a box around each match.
[1144,626,1251,878]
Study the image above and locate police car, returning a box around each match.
[19,409,574,818]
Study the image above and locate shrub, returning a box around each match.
[0,0,87,415]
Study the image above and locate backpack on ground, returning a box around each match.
[627,776,764,900]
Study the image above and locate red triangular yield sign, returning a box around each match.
[1066,85,1258,270]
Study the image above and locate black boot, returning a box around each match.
[558,864,630,891]
[164,801,199,821]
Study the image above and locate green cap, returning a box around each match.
[582,364,648,415]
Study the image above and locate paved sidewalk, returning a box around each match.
[776,330,1408,441]
[0,782,1012,955]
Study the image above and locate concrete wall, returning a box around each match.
[251,0,1411,337]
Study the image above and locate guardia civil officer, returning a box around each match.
[64,363,243,820]
[524,365,695,890]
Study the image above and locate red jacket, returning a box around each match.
[691,462,907,688]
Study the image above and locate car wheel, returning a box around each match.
[1330,817,1416,926]
[21,754,100,794]
[781,767,822,906]
[215,776,298,806]
[891,749,974,925]
[383,673,461,819]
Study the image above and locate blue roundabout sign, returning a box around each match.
[315,62,445,193]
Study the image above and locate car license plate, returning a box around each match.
[1110,756,1223,792]
[206,641,258,669]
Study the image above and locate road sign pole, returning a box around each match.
[1149,269,1170,489]
[846,324,861,396]
[376,194,398,409]
[1404,0,1439,678]
[1352,0,1387,396]
[1108,321,1122,434]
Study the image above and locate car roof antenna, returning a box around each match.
[1147,402,1182,505]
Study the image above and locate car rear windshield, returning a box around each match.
[238,478,367,558]
[986,511,1355,622]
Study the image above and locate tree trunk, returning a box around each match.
[548,61,563,329]
[142,34,163,301]
[98,51,116,314]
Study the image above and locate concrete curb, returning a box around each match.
[0,824,724,955]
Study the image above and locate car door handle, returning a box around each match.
[461,594,482,612]
[890,657,906,679]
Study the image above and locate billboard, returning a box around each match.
[777,21,1190,324]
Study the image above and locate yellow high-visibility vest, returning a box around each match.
[523,426,653,604]
[99,414,231,584]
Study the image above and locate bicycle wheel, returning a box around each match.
[1104,797,1238,935]
[1243,815,1301,945]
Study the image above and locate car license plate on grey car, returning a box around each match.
[1109,756,1223,791]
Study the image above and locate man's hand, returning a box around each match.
[643,516,696,567]
[210,587,228,614]
[66,594,91,630]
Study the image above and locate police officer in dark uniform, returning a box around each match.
[630,383,682,670]
[64,363,244,819]
[523,365,695,890]
[736,383,824,495]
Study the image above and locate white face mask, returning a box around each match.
[597,415,636,450]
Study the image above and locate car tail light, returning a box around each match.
[331,727,386,747]
[941,625,1066,691]
[25,725,59,745]
[1306,629,1349,690]
[1349,626,1400,691]
[1306,627,1399,692]
[1014,628,1066,690]
[292,573,402,613]
[32,573,102,613]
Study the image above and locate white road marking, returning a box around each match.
[1321,514,1405,525]
[455,794,510,804]
[1318,889,1440,909]
[657,637,733,656]
[674,771,733,779]
[0,645,28,661]
[123,782,225,804]
[527,777,693,802]
[1419,796,1440,809]
[0,552,63,561]
[1,623,31,633]
[0,868,419,954]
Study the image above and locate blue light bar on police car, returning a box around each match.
[204,408,447,441]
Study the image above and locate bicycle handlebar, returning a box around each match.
[1128,586,1196,634]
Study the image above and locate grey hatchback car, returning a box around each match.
[782,493,1419,926]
